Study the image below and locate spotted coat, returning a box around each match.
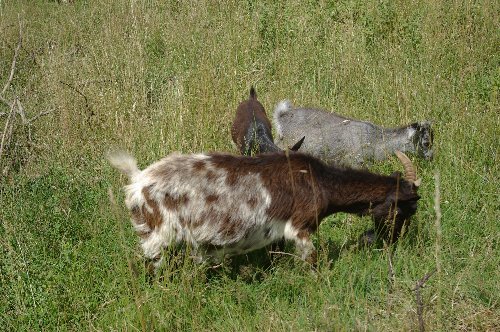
[108,150,420,269]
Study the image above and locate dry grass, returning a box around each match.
[1,0,498,330]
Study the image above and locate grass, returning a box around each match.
[1,0,498,330]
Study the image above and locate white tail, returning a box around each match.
[273,100,292,119]
[273,100,293,139]
[106,150,140,179]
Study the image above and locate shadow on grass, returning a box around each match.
[140,227,415,287]
[202,235,374,283]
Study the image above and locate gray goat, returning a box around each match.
[273,100,433,167]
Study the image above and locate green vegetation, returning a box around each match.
[1,0,498,330]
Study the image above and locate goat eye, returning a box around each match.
[420,139,431,147]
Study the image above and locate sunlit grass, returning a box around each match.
[1,0,498,330]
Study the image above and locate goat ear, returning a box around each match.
[410,122,420,131]
[289,136,305,151]
[249,86,257,99]
[411,121,432,133]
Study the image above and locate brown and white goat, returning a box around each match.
[231,87,304,155]
[108,149,420,269]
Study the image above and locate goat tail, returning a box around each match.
[273,100,293,138]
[273,100,292,118]
[106,149,140,179]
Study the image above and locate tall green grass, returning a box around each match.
[1,0,498,330]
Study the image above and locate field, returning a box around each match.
[0,0,498,330]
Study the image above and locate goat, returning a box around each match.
[231,87,304,155]
[108,149,420,269]
[273,100,433,167]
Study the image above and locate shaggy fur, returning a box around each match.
[108,150,420,269]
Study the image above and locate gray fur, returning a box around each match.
[273,101,433,167]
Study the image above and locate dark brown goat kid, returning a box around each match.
[108,149,420,269]
[231,87,304,155]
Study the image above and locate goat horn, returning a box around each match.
[395,151,419,186]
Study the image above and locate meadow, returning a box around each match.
[0,0,498,330]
